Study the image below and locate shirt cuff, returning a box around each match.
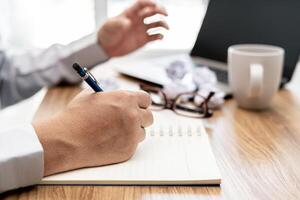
[59,33,109,83]
[0,124,44,193]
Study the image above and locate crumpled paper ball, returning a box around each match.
[165,60,190,81]
[163,64,225,109]
[163,73,197,99]
[193,66,218,88]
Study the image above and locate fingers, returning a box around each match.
[147,34,164,42]
[131,0,156,12]
[135,90,152,109]
[139,6,168,19]
[136,127,146,142]
[139,108,154,128]
[146,20,169,30]
[125,0,168,19]
[137,109,153,143]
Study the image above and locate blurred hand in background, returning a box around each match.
[98,0,169,57]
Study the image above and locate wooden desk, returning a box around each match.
[3,65,300,200]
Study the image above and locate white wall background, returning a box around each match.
[1,0,95,50]
[1,0,207,51]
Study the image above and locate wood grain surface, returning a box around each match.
[2,75,300,200]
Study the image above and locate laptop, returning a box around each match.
[117,0,300,93]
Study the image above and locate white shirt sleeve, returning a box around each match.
[0,124,43,193]
[0,33,108,193]
[0,33,108,108]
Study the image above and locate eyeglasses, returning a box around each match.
[140,84,215,118]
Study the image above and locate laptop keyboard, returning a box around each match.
[197,65,228,84]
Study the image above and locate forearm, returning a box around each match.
[0,34,108,108]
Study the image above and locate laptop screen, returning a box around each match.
[191,0,300,84]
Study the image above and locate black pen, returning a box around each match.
[72,63,103,92]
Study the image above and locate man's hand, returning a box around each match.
[33,89,153,176]
[98,0,169,57]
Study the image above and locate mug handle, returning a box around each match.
[248,63,264,98]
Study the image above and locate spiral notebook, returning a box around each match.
[41,111,221,185]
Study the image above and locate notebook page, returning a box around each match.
[41,110,221,185]
[144,110,221,182]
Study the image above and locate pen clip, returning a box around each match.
[83,67,100,85]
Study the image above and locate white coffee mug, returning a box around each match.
[228,44,284,110]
